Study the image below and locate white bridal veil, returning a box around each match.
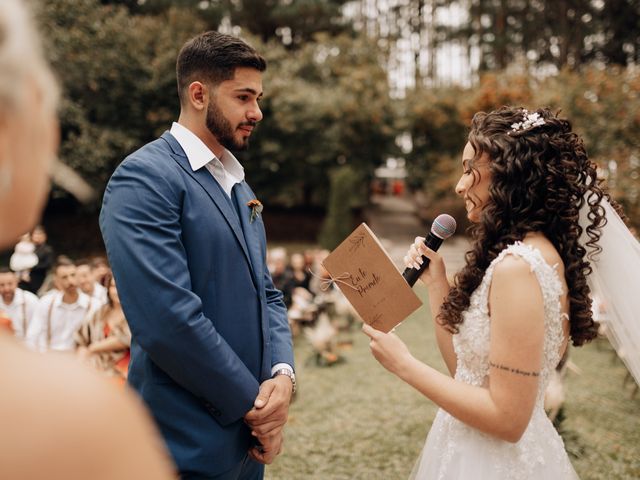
[579,195,640,387]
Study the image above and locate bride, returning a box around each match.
[362,106,625,479]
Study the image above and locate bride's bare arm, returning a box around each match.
[365,255,544,443]
[405,238,457,375]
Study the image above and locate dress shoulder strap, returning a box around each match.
[471,242,566,322]
[490,242,564,298]
[484,242,564,303]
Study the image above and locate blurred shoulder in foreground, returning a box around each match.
[0,334,176,479]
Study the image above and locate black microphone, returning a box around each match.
[402,214,457,287]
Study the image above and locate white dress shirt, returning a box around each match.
[170,122,293,379]
[89,282,108,306]
[170,122,244,196]
[26,291,94,352]
[1,288,38,340]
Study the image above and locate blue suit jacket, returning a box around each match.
[99,132,294,476]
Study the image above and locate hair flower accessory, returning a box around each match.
[509,109,545,134]
[247,199,263,223]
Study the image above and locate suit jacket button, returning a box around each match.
[203,401,221,417]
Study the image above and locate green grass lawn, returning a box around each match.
[265,286,640,480]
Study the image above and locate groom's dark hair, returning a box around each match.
[176,31,266,105]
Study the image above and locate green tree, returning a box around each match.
[244,34,397,208]
[537,66,640,225]
[37,0,396,220]
[227,0,352,46]
[432,0,639,76]
[403,86,468,190]
[99,0,224,26]
[402,68,640,231]
[591,0,640,66]
[37,0,205,200]
[318,166,364,249]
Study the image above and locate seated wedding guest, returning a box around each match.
[20,224,54,295]
[75,273,131,385]
[26,258,94,352]
[303,249,315,269]
[38,253,73,298]
[290,252,311,291]
[0,267,38,340]
[308,249,332,296]
[0,1,174,478]
[269,247,295,307]
[90,255,111,285]
[76,258,108,305]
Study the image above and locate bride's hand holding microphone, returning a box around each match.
[401,213,456,290]
[403,236,448,288]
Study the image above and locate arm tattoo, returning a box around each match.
[489,361,540,377]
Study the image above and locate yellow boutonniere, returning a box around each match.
[247,199,263,223]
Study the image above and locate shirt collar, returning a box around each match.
[170,122,245,183]
[218,150,245,184]
[53,291,90,310]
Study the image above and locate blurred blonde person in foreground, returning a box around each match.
[0,1,174,478]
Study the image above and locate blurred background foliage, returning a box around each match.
[33,0,640,250]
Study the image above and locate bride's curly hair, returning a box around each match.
[440,106,613,346]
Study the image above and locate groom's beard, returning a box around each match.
[206,100,252,152]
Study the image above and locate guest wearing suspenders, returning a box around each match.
[26,258,93,353]
[0,267,38,340]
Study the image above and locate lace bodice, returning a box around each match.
[413,242,577,480]
[453,242,566,404]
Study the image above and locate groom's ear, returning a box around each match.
[186,81,207,111]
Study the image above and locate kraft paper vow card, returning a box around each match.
[321,223,422,332]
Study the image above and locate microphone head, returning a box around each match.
[431,214,457,240]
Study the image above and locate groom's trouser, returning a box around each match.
[181,455,264,480]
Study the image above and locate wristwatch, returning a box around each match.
[273,368,297,394]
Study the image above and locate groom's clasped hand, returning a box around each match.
[244,375,294,464]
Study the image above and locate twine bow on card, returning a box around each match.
[308,269,359,292]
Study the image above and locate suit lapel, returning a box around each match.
[160,132,257,286]
[232,182,264,291]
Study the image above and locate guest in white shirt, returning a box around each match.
[76,258,108,306]
[0,267,38,340]
[26,258,94,352]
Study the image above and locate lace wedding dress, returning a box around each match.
[410,242,580,480]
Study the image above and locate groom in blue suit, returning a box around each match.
[100,32,295,479]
